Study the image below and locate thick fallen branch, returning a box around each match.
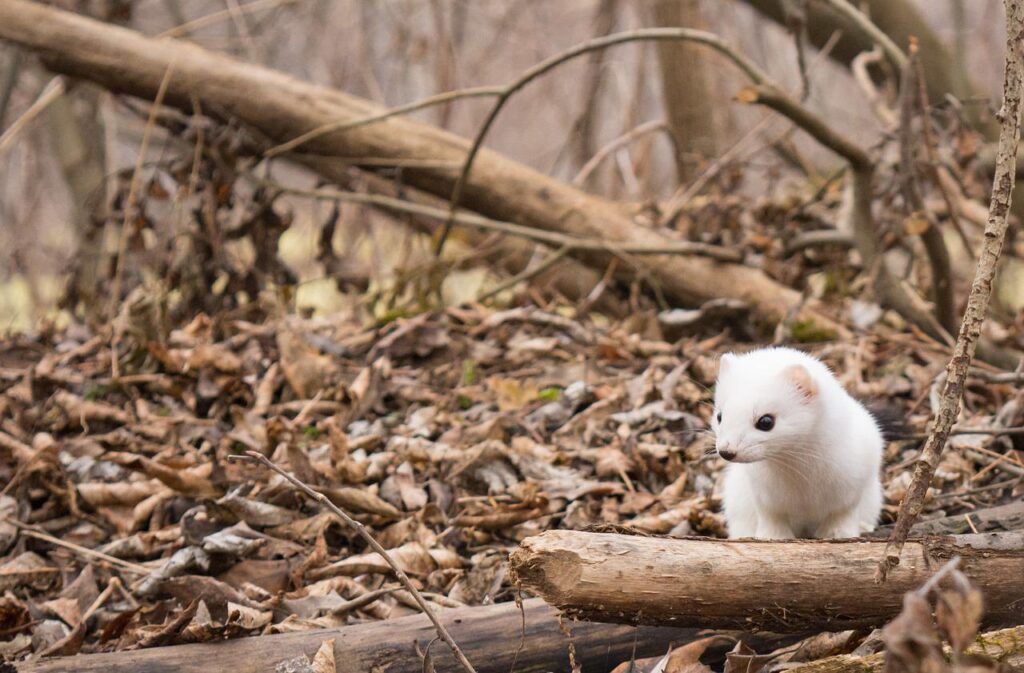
[0,0,840,334]
[13,598,734,673]
[508,531,1024,631]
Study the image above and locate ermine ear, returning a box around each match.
[784,364,818,401]
[719,353,737,377]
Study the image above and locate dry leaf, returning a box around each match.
[0,552,59,591]
[310,637,337,673]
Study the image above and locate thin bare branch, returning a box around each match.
[434,26,774,256]
[737,85,871,171]
[156,0,297,39]
[0,75,65,157]
[911,42,974,256]
[812,0,908,71]
[572,119,669,186]
[898,48,956,333]
[253,177,744,261]
[264,85,503,158]
[2,517,150,575]
[476,245,571,303]
[879,0,1024,581]
[660,115,774,226]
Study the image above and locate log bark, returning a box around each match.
[0,0,840,334]
[508,531,1024,632]
[12,598,755,673]
[783,626,1024,673]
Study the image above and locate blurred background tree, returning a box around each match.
[0,0,1012,332]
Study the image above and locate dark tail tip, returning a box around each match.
[862,399,908,442]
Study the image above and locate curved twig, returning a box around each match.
[737,83,952,343]
[572,119,670,186]
[851,46,898,128]
[812,0,908,71]
[434,27,774,256]
[737,85,871,171]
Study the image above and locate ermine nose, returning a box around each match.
[718,447,737,461]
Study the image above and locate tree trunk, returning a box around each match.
[12,598,779,673]
[0,0,841,335]
[46,89,108,315]
[740,0,972,108]
[508,531,1024,631]
[649,0,719,182]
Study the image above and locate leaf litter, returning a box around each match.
[1,301,1023,668]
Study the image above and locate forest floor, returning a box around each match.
[1,299,1022,665]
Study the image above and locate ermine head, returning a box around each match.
[711,349,822,463]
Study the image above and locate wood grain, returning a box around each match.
[14,598,744,673]
[509,531,1024,631]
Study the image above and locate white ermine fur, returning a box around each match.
[713,347,883,539]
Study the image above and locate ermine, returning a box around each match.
[712,347,884,539]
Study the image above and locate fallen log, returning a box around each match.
[12,598,778,673]
[508,531,1024,632]
[782,626,1024,673]
[0,0,840,334]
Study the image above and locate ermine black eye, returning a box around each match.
[716,412,722,423]
[755,414,775,432]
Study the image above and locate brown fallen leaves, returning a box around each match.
[883,561,989,673]
[0,301,1022,665]
[610,635,734,673]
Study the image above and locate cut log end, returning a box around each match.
[509,543,583,602]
